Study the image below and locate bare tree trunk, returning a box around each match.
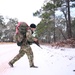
[53,0,56,42]
[57,27,66,40]
[66,0,72,38]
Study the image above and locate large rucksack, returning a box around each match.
[15,22,29,46]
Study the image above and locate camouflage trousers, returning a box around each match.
[9,45,34,67]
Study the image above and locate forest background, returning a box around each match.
[0,0,75,47]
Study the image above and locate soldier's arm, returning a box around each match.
[16,33,24,42]
[26,30,35,42]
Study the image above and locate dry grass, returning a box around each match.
[0,42,15,44]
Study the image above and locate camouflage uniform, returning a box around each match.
[9,29,35,67]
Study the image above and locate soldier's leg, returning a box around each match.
[9,49,25,67]
[26,48,38,68]
[26,47,38,68]
[26,47,34,67]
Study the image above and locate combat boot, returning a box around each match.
[8,62,13,67]
[30,65,38,68]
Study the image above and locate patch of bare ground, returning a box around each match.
[0,42,15,44]
[50,38,75,48]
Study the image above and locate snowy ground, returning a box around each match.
[0,43,75,75]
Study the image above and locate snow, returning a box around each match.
[0,43,75,75]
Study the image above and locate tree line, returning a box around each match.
[0,15,18,42]
[33,0,75,43]
[0,0,75,44]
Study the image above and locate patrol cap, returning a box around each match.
[30,23,36,28]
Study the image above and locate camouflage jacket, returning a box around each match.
[15,29,34,46]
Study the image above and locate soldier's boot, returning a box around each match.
[8,54,21,67]
[30,64,38,68]
[8,62,14,67]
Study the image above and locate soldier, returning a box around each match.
[8,23,38,68]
